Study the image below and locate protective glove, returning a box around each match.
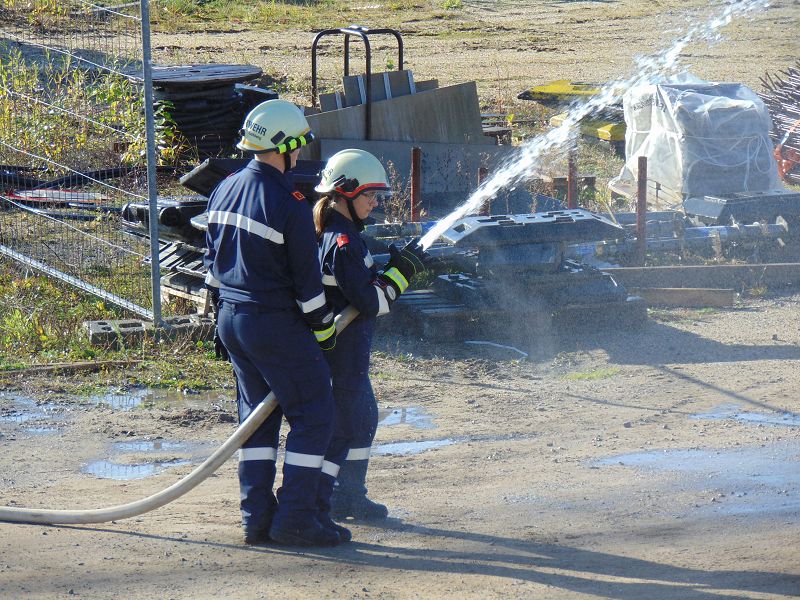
[379,237,429,296]
[207,287,230,362]
[311,311,337,352]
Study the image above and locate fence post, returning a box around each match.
[139,0,162,328]
[410,146,422,222]
[567,144,578,209]
[636,155,648,266]
[478,166,489,215]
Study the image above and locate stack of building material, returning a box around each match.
[760,61,800,186]
[302,71,526,214]
[610,81,780,209]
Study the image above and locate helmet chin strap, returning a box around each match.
[283,152,293,173]
[346,197,365,232]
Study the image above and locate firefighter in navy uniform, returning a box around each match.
[311,149,428,532]
[204,99,341,547]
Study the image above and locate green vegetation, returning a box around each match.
[0,44,187,172]
[0,261,232,388]
[561,367,621,381]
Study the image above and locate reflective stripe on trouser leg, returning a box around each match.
[238,447,278,532]
[332,382,379,499]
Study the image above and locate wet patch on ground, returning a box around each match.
[692,402,800,427]
[0,393,70,435]
[378,406,436,429]
[83,439,215,480]
[88,387,232,411]
[373,433,532,456]
[593,440,800,517]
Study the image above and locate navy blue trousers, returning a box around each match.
[218,302,334,529]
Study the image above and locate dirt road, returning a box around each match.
[1,1,800,598]
[1,293,800,599]
[151,0,800,108]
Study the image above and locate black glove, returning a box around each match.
[311,311,337,352]
[208,287,230,362]
[379,237,429,296]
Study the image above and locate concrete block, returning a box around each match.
[85,320,119,349]
[115,319,147,348]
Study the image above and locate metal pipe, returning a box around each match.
[636,156,648,265]
[566,146,578,209]
[410,146,422,222]
[0,306,360,525]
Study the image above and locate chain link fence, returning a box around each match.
[0,0,164,321]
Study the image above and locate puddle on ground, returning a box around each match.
[89,387,231,411]
[594,440,800,516]
[692,403,800,427]
[378,406,436,430]
[373,433,527,456]
[0,394,68,434]
[83,439,212,481]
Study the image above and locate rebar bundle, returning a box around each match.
[760,61,800,186]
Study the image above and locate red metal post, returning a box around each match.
[567,146,578,209]
[478,166,489,215]
[410,146,422,222]
[636,155,648,266]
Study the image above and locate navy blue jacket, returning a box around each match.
[204,160,331,328]
[319,210,392,390]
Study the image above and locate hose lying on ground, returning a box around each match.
[0,306,360,525]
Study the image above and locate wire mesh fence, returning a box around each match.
[0,0,163,320]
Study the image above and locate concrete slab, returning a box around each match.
[303,82,494,154]
[318,138,534,216]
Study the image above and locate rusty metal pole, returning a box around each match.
[478,166,489,215]
[636,155,648,266]
[567,145,578,209]
[410,146,422,222]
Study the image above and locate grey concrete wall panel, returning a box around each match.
[319,139,533,216]
[306,82,495,152]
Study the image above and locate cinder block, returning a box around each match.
[85,320,119,349]
[115,319,146,347]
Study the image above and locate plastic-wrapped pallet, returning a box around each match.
[610,80,780,209]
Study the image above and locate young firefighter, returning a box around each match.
[204,99,341,547]
[312,149,428,537]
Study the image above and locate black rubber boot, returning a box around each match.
[239,460,277,545]
[317,513,352,542]
[268,515,340,547]
[316,471,352,542]
[330,459,388,521]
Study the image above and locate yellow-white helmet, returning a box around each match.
[315,149,390,199]
[236,99,314,154]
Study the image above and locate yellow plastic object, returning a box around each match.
[519,80,601,105]
[549,112,626,142]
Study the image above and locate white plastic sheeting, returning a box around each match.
[611,80,780,208]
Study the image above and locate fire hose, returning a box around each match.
[0,305,360,526]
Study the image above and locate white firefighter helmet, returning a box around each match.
[236,99,314,154]
[315,149,390,199]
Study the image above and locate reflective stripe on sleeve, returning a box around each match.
[207,210,284,244]
[314,323,336,343]
[364,253,374,268]
[374,284,390,316]
[345,447,371,461]
[284,451,324,468]
[382,267,409,293]
[297,290,327,314]
[204,272,220,288]
[322,460,341,478]
[239,447,278,462]
[321,273,338,286]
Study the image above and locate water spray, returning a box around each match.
[417,0,772,251]
[0,0,772,527]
